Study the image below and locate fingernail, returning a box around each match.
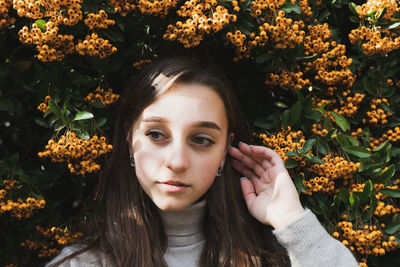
[239,141,245,146]
[240,177,247,180]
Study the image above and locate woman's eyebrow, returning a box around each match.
[142,116,221,131]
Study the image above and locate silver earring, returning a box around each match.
[216,164,223,177]
[129,154,135,167]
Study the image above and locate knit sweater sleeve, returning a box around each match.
[272,208,359,267]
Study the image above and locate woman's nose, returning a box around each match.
[165,140,189,173]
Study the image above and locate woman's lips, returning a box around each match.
[158,181,189,193]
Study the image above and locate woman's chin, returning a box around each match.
[154,199,192,212]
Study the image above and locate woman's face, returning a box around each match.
[129,82,233,211]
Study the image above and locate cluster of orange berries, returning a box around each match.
[363,98,391,125]
[303,24,332,55]
[370,127,400,148]
[349,26,400,55]
[315,68,355,88]
[109,0,136,16]
[132,59,151,70]
[333,91,365,117]
[0,0,15,29]
[136,0,178,18]
[38,131,113,175]
[301,23,355,89]
[303,175,335,195]
[356,0,399,21]
[163,0,236,48]
[1,197,46,220]
[84,10,115,30]
[298,0,312,18]
[351,183,400,217]
[84,87,120,106]
[268,11,306,49]
[307,154,359,186]
[311,123,331,138]
[18,22,75,62]
[335,221,398,257]
[249,0,287,17]
[13,0,83,26]
[351,128,363,140]
[313,97,337,108]
[75,33,117,58]
[265,69,310,91]
[1,179,46,219]
[37,95,51,113]
[225,29,251,60]
[255,127,307,162]
[21,226,83,258]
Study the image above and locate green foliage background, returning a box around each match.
[1,0,400,266]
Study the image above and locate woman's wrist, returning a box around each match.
[270,207,306,230]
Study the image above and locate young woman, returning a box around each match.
[46,55,359,267]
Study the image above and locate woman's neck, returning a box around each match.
[158,198,207,247]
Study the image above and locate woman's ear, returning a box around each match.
[221,132,235,164]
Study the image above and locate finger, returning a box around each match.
[231,160,266,191]
[235,143,274,170]
[240,177,257,208]
[229,146,267,177]
[248,145,284,166]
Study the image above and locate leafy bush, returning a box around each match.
[1,0,400,266]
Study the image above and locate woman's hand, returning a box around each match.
[228,142,305,230]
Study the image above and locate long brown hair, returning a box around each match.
[50,55,290,266]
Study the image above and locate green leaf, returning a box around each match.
[330,195,340,212]
[388,21,400,30]
[96,117,107,128]
[349,194,355,206]
[320,203,331,219]
[339,189,350,203]
[35,20,46,31]
[379,188,400,198]
[300,138,316,153]
[317,139,329,155]
[294,174,306,193]
[362,180,373,200]
[73,111,94,121]
[48,100,61,119]
[330,111,350,132]
[289,101,302,125]
[286,151,299,157]
[284,158,298,169]
[282,110,290,128]
[385,216,400,234]
[372,140,389,152]
[308,156,324,165]
[90,101,105,109]
[281,2,301,14]
[349,16,359,23]
[343,146,371,158]
[361,163,382,175]
[34,117,51,129]
[348,2,359,16]
[377,6,387,20]
[295,54,319,63]
[377,165,395,183]
[76,130,90,140]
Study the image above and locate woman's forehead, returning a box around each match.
[140,83,228,128]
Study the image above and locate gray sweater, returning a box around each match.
[46,199,359,267]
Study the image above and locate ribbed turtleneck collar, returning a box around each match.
[158,199,207,247]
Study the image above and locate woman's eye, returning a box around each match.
[145,130,165,141]
[193,136,215,147]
